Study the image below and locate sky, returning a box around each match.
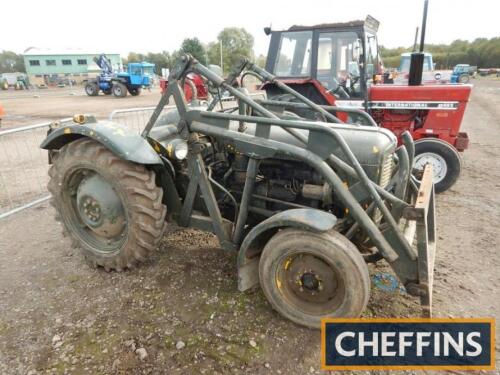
[1,0,499,57]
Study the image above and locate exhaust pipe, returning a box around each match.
[409,0,429,86]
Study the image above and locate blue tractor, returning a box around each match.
[450,64,473,84]
[84,54,155,98]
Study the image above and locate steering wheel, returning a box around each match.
[327,77,350,99]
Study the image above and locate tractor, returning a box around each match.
[41,54,437,328]
[84,54,155,98]
[450,64,474,84]
[260,8,471,193]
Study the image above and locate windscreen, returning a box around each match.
[274,31,313,77]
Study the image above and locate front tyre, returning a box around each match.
[48,139,167,270]
[112,82,128,98]
[259,228,370,329]
[414,138,461,193]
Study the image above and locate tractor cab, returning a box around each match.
[126,62,155,86]
[264,16,382,102]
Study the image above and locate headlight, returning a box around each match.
[166,139,188,160]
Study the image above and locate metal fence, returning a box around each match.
[0,105,179,220]
[108,105,178,133]
[0,119,72,219]
[0,98,260,219]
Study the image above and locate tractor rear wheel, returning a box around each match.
[459,74,470,84]
[129,87,141,96]
[259,228,370,328]
[112,82,127,98]
[85,82,99,96]
[414,138,461,193]
[48,138,167,270]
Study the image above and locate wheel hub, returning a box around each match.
[76,173,126,240]
[283,254,339,304]
[414,152,448,183]
[300,272,321,291]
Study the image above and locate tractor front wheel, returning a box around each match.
[112,82,128,98]
[414,138,461,193]
[48,138,167,270]
[259,228,370,329]
[85,82,99,96]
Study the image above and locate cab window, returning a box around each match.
[316,31,361,97]
[274,31,312,77]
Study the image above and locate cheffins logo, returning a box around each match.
[321,318,495,370]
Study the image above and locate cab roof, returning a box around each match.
[284,15,379,33]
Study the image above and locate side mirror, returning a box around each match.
[264,26,272,36]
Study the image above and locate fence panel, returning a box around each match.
[0,120,71,219]
[1,101,247,219]
[108,105,178,133]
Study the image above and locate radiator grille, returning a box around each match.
[372,153,394,224]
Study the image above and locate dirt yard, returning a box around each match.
[0,86,162,128]
[0,79,499,374]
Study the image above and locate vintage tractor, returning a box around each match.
[41,55,436,328]
[260,13,471,193]
[84,54,155,98]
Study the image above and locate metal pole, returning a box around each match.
[413,27,419,52]
[419,0,429,53]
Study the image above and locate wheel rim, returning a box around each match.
[414,152,448,184]
[114,86,122,95]
[62,168,127,253]
[275,251,346,315]
[86,86,95,95]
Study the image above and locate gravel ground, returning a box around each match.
[0,78,499,374]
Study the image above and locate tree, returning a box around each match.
[255,54,267,68]
[0,51,25,73]
[207,27,254,73]
[180,38,207,65]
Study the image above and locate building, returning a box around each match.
[23,48,122,86]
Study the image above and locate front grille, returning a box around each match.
[372,153,394,224]
[379,153,394,188]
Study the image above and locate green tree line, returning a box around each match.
[381,37,500,69]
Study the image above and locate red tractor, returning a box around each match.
[259,15,471,193]
[160,72,209,102]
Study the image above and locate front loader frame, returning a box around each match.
[146,55,437,316]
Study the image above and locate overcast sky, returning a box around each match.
[1,0,499,57]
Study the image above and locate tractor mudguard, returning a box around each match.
[236,208,337,292]
[40,120,163,165]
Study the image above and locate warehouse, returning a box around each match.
[22,48,122,86]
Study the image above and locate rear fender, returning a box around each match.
[237,208,337,291]
[40,120,163,165]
